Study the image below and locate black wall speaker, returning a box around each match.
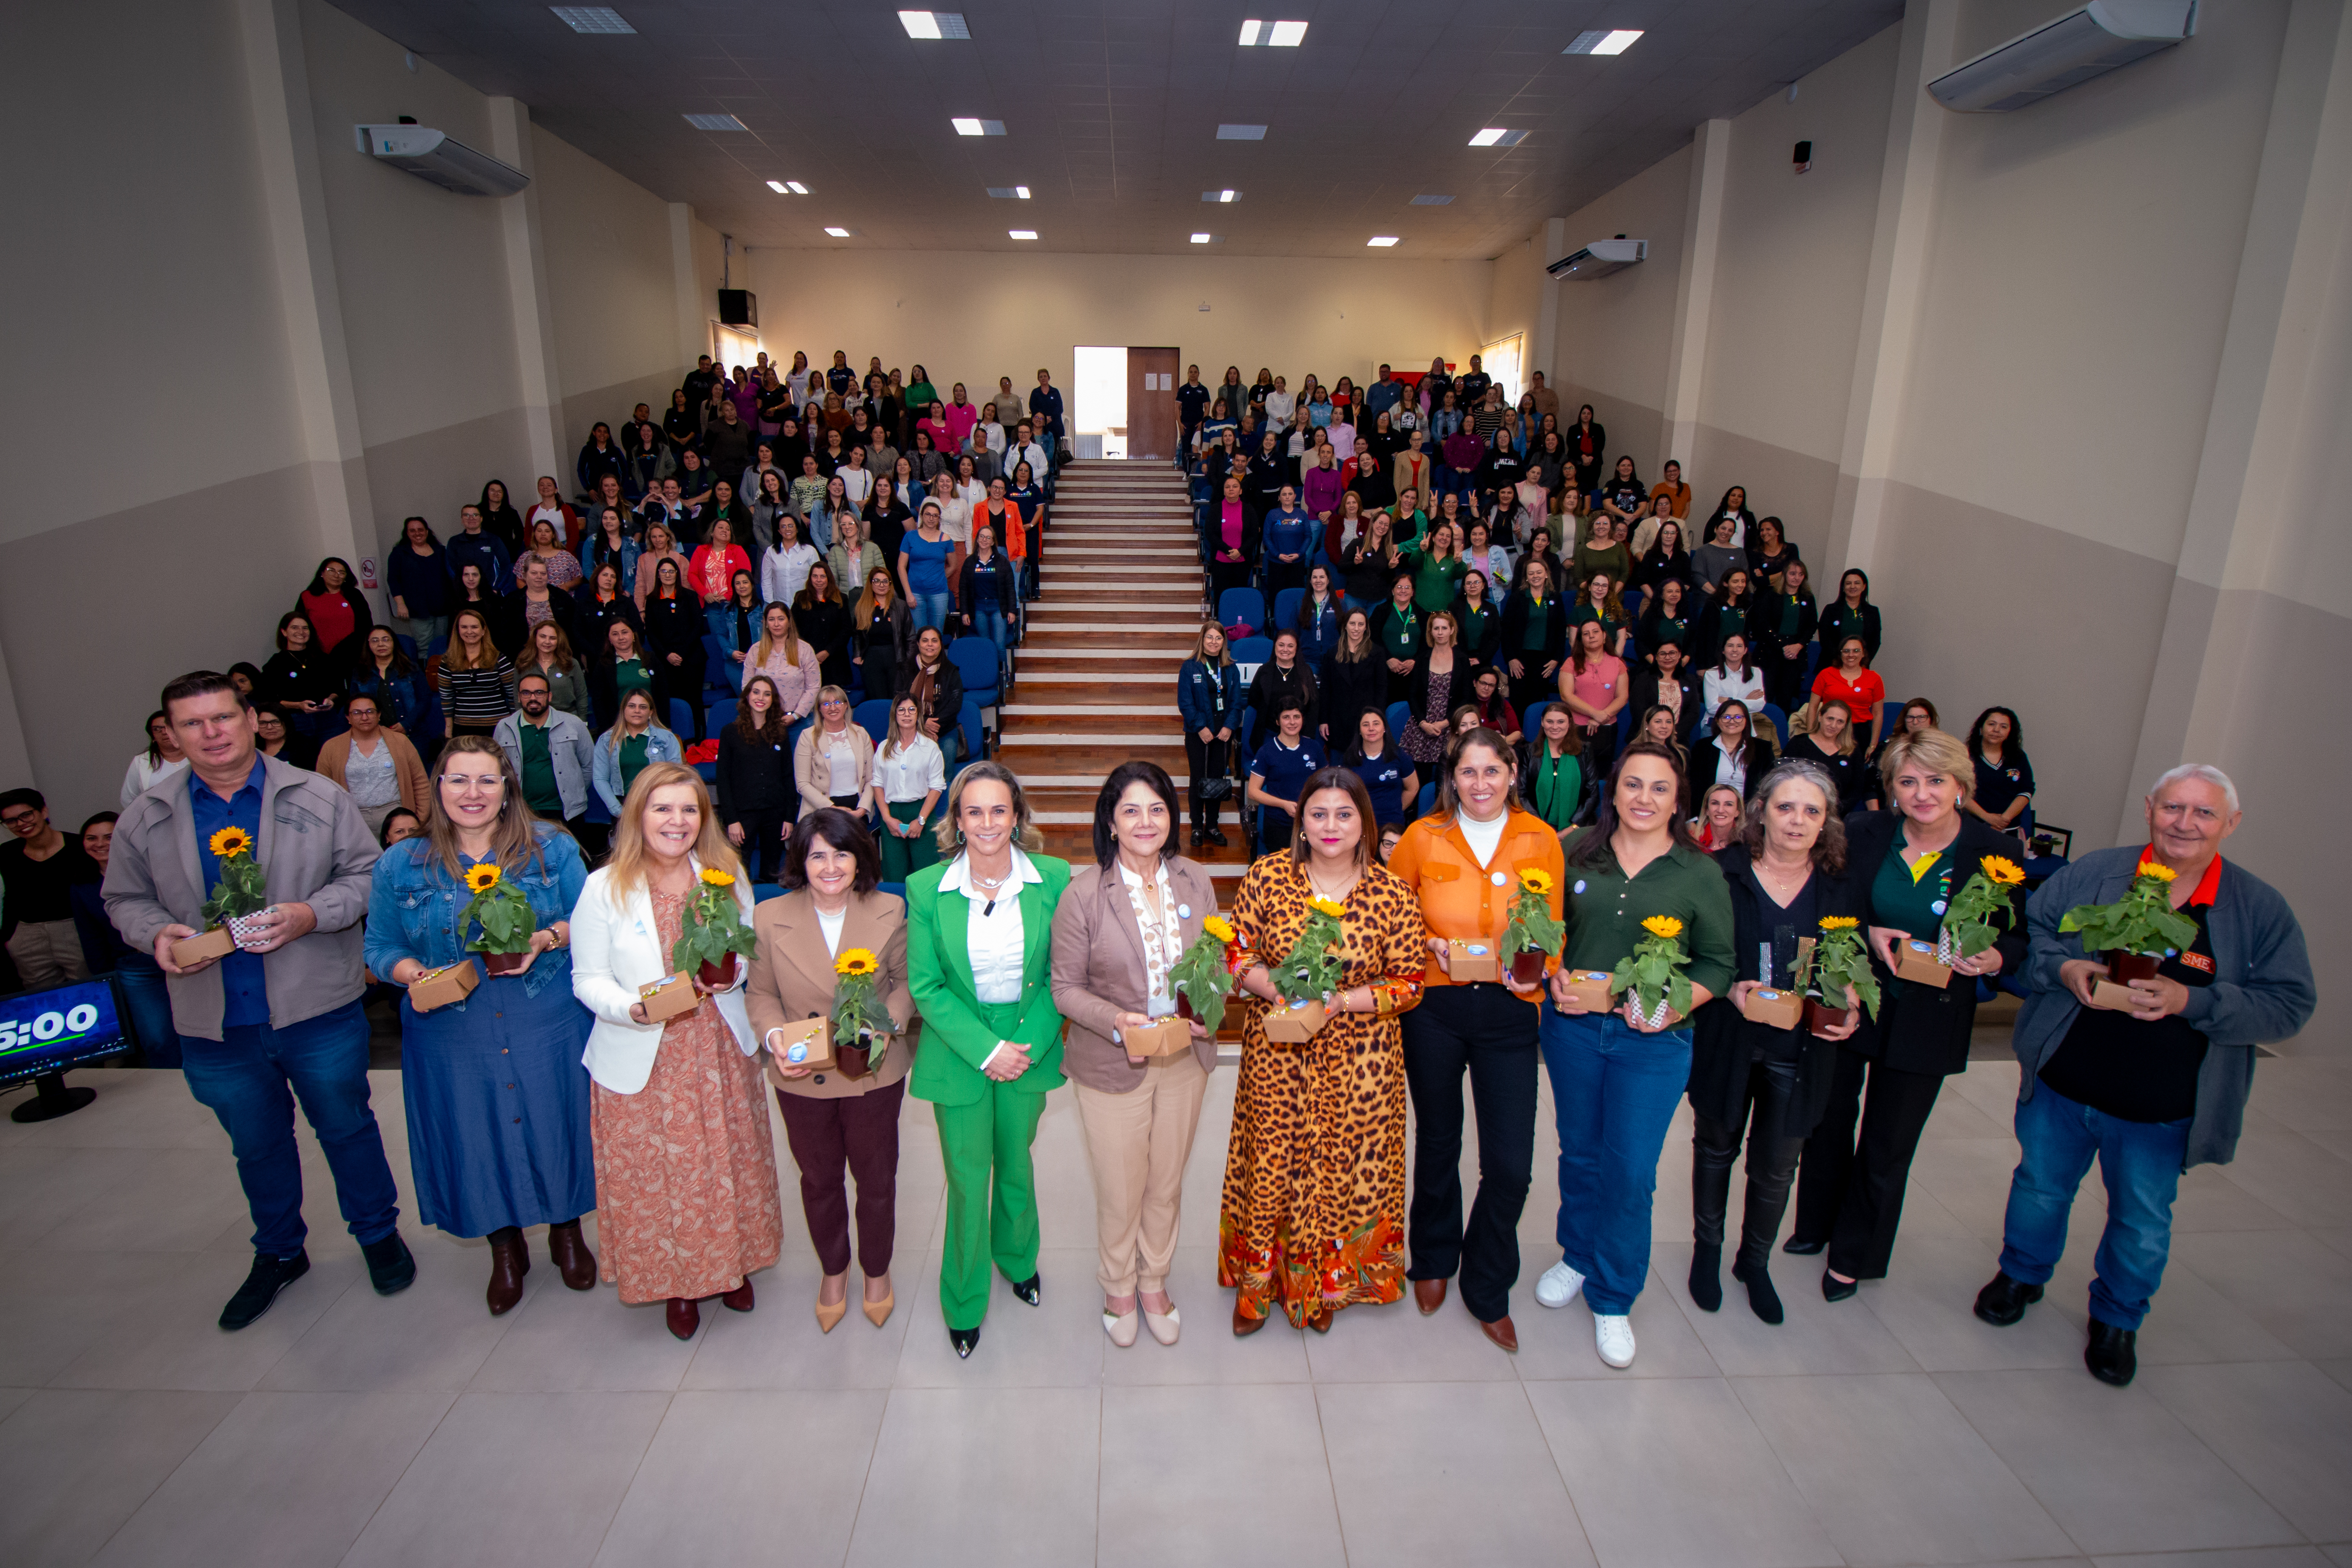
[718,289,758,327]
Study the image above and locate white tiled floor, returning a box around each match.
[3,1052,2350,1568]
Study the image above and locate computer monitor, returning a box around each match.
[1,976,133,1122]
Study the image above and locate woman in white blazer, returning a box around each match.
[570,761,783,1341]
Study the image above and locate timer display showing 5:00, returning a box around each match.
[0,1000,106,1056]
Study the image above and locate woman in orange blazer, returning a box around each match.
[745,807,916,1332]
[1385,725,1566,1351]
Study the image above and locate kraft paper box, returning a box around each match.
[170,926,237,968]
[1561,970,1617,1012]
[1261,996,1329,1043]
[2089,978,2141,1012]
[1891,938,1954,988]
[1124,1015,1193,1058]
[1743,987,1805,1029]
[407,960,480,1012]
[768,1015,833,1071]
[1448,939,1501,984]
[639,973,699,1023]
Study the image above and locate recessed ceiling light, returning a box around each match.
[1237,19,1307,46]
[1367,235,1400,247]
[1201,189,1240,203]
[985,185,1032,199]
[1564,28,1643,55]
[899,11,969,39]
[550,6,633,34]
[952,117,1006,136]
[824,227,852,238]
[1469,127,1527,147]
[1216,124,1266,140]
[1410,194,1453,205]
[1190,232,1212,243]
[1016,185,1031,199]
[766,179,808,195]
[684,113,748,131]
[1008,229,1038,240]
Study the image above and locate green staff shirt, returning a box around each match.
[1558,832,1736,1000]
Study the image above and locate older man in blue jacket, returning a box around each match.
[1973,764,2314,1386]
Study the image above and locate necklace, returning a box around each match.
[1306,866,1359,904]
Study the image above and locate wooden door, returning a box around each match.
[1126,346,1180,460]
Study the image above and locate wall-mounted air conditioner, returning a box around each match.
[1548,239,1646,280]
[354,124,530,196]
[1927,0,2196,113]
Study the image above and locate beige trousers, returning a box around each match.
[6,919,90,992]
[1071,1050,1210,1296]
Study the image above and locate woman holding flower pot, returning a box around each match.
[1684,761,1864,1326]
[1386,728,1564,1351]
[746,808,915,1333]
[365,737,595,1315]
[1221,767,1427,1334]
[1788,726,2028,1299]
[1049,762,1220,1348]
[570,763,779,1342]
[1537,739,1735,1368]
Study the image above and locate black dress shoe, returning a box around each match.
[951,1326,981,1358]
[2085,1321,2137,1386]
[1821,1269,1858,1302]
[1974,1271,2044,1327]
[1688,1245,1723,1313]
[1008,1274,1041,1307]
[361,1232,416,1296]
[1203,826,1228,847]
[1783,1237,1826,1256]
[1733,1257,1785,1326]
[220,1250,310,1331]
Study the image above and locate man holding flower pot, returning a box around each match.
[103,670,410,1330]
[1975,764,2314,1386]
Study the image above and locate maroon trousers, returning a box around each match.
[773,1079,905,1277]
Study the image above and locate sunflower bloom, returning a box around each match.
[835,948,879,976]
[1640,914,1683,940]
[2138,862,2178,883]
[208,827,253,858]
[700,867,736,887]
[1308,896,1347,919]
[464,863,502,893]
[1517,867,1554,895]
[1981,856,2025,886]
[1202,915,1236,943]
[1819,915,1860,931]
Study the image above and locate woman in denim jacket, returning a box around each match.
[365,737,599,1316]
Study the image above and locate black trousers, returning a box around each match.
[1508,659,1557,717]
[732,807,791,884]
[1693,1053,1805,1271]
[1183,730,1229,830]
[1402,985,1539,1322]
[1790,1044,1944,1280]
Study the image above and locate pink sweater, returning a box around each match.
[742,639,820,717]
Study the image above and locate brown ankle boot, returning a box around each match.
[485,1227,529,1316]
[547,1219,596,1291]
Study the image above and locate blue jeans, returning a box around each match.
[1540,1008,1693,1314]
[910,591,954,632]
[968,604,1012,663]
[181,999,400,1257]
[1997,1079,2189,1330]
[114,957,182,1069]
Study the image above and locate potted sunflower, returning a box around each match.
[829,945,896,1078]
[1609,914,1694,1029]
[1151,913,1242,1053]
[670,866,756,990]
[1500,867,1565,989]
[1264,895,1346,1042]
[1795,916,1881,1032]
[2059,860,2198,1009]
[458,862,539,975]
[175,825,268,965]
[1891,854,2025,987]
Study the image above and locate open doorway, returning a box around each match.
[1071,346,1181,459]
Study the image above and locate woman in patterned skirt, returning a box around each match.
[571,761,783,1341]
[1220,766,1427,1334]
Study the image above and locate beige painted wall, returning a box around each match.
[1546,143,1694,469]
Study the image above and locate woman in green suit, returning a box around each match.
[905,759,1072,1358]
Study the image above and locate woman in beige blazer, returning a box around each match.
[746,807,916,1332]
[1049,761,1220,1348]
[793,684,875,817]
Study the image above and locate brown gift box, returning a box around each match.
[2089,979,2142,1012]
[1743,987,1805,1028]
[407,960,480,1012]
[1891,937,1954,988]
[1448,939,1501,983]
[639,973,699,1022]
[1124,1015,1194,1058]
[768,1014,833,1070]
[170,926,238,968]
[1560,970,1618,1012]
[1261,996,1329,1043]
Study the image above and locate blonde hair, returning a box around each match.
[1189,622,1233,666]
[420,736,549,878]
[751,603,804,668]
[933,759,1046,854]
[445,609,503,671]
[600,762,743,907]
[1877,726,1973,799]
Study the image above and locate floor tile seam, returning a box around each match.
[2133,1360,2333,1549]
[80,1386,246,1567]
[1498,1374,1611,1568]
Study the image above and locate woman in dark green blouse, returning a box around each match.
[1536,739,1735,1369]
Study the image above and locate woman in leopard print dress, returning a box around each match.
[1219,767,1427,1333]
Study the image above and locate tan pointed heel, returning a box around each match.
[815,1293,849,1333]
[862,1288,894,1327]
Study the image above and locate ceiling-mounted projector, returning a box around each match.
[1549,239,1646,280]
[354,123,529,196]
[1928,0,2195,112]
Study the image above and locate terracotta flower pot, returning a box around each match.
[483,949,531,975]
[835,1036,874,1081]
[1804,996,1855,1033]
[1176,992,1196,1022]
[697,955,739,990]
[2102,950,2161,985]
[1509,947,1548,988]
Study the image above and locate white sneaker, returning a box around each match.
[1594,1313,1636,1368]
[1535,1260,1585,1309]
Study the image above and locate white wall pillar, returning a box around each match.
[236,0,381,609]
[1826,0,1957,577]
[1660,119,1731,471]
[669,202,705,365]
[1531,216,1566,386]
[485,97,567,483]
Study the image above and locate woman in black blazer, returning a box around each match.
[1687,759,1864,1323]
[1815,569,1882,670]
[1686,699,1777,802]
[1495,567,1568,713]
[1788,728,2029,1298]
[1751,559,1820,713]
[1628,643,1701,744]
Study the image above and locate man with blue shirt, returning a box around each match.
[1176,364,1210,465]
[1363,364,1402,420]
[105,671,412,1330]
[1027,367,1066,455]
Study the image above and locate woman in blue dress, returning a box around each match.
[365,735,598,1316]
